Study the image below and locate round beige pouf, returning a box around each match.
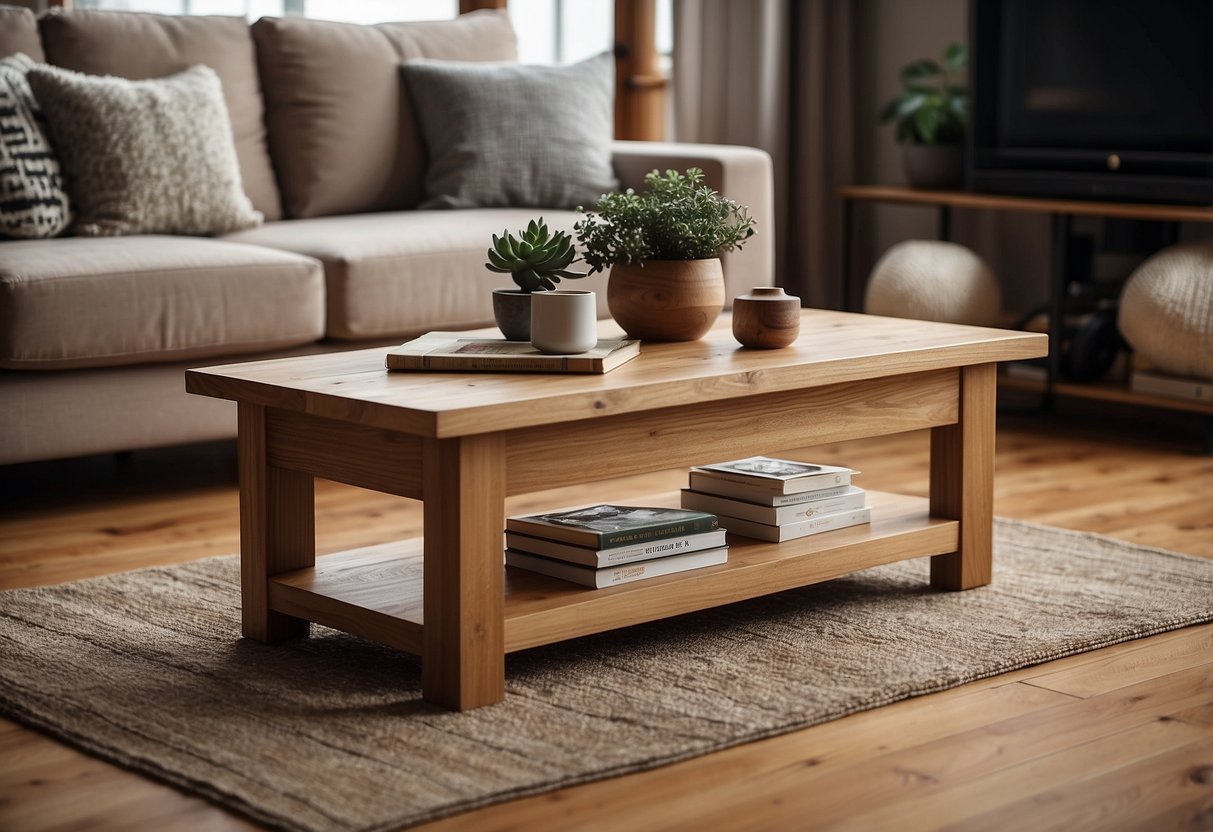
[1118,242,1213,380]
[865,240,1002,326]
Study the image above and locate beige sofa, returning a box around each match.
[0,6,774,465]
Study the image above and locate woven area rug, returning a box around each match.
[2,518,1211,832]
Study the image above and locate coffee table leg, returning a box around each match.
[929,363,996,590]
[238,403,315,640]
[421,434,506,710]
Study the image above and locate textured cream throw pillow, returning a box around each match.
[25,63,262,237]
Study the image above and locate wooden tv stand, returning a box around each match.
[187,311,1046,711]
[839,186,1213,425]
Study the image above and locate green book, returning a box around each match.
[505,504,719,549]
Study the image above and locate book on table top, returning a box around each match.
[505,504,719,549]
[718,506,872,543]
[686,477,855,507]
[505,546,729,589]
[681,486,867,526]
[504,528,728,568]
[385,332,640,374]
[690,456,855,495]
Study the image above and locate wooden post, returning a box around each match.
[238,404,315,641]
[929,363,996,590]
[421,434,506,710]
[614,0,667,141]
[459,0,507,13]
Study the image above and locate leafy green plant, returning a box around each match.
[574,168,755,273]
[485,218,585,292]
[879,43,968,145]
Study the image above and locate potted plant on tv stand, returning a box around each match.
[485,219,585,340]
[574,167,756,341]
[879,42,968,189]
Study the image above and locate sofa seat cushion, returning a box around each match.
[0,237,324,369]
[225,210,608,340]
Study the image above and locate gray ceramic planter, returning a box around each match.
[492,288,534,341]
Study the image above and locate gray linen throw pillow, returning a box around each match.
[401,53,618,210]
[0,54,71,239]
[25,63,263,237]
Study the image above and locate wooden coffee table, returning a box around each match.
[186,310,1046,711]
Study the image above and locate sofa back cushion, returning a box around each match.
[0,6,44,62]
[37,9,281,221]
[253,10,516,220]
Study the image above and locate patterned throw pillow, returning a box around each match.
[0,54,71,239]
[400,53,618,210]
[25,63,262,237]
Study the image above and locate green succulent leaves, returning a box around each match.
[485,218,586,292]
[878,42,968,146]
[574,168,756,274]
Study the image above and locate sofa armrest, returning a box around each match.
[610,141,775,303]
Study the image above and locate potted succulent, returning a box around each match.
[485,218,585,340]
[878,43,968,189]
[574,168,755,341]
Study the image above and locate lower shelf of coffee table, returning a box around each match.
[269,491,958,654]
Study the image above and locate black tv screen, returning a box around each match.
[969,0,1213,203]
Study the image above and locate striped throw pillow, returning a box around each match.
[0,53,71,239]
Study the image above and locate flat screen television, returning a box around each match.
[968,0,1213,205]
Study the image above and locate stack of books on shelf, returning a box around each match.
[504,504,727,588]
[681,456,871,542]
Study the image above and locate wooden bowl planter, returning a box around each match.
[607,259,725,342]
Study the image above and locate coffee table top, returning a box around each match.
[186,310,1046,438]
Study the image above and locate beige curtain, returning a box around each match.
[673,0,855,308]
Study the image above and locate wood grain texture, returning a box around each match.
[2,402,1210,832]
[186,311,1046,439]
[930,363,997,589]
[421,434,506,710]
[238,404,313,642]
[606,259,725,341]
[839,184,1213,224]
[503,369,958,494]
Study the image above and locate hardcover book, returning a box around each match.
[505,504,719,549]
[504,528,728,568]
[386,332,640,374]
[690,456,855,495]
[505,545,729,588]
[685,476,855,507]
[719,506,872,542]
[1130,370,1213,403]
[681,486,867,526]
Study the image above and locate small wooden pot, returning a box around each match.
[732,286,801,349]
[607,259,725,342]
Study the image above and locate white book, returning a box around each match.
[687,473,854,506]
[690,456,854,495]
[504,529,727,568]
[505,546,729,588]
[1130,370,1213,403]
[719,507,872,543]
[681,486,867,525]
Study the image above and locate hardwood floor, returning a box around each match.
[2,398,1211,831]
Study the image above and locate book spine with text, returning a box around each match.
[504,529,728,567]
[1130,371,1213,402]
[386,354,597,372]
[719,507,872,542]
[507,515,720,548]
[681,487,866,525]
[687,472,853,504]
[689,467,852,495]
[504,546,729,588]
